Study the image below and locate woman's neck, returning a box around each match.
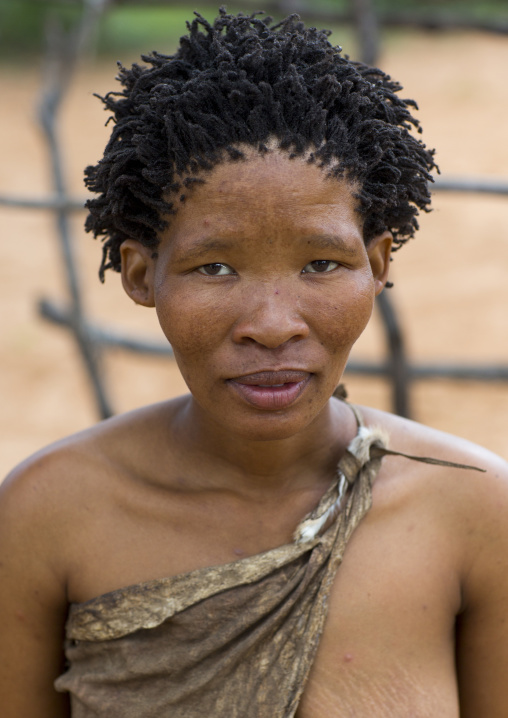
[170,396,359,499]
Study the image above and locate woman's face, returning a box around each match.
[121,150,391,441]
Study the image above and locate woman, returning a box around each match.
[1,10,507,717]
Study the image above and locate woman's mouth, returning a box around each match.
[227,370,311,410]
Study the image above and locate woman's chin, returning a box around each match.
[207,399,332,444]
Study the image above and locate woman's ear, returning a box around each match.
[120,240,156,307]
[367,231,393,296]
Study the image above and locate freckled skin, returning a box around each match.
[1,151,508,718]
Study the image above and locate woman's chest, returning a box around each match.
[297,507,461,718]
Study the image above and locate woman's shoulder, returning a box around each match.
[356,404,508,550]
[0,397,187,525]
[358,403,508,477]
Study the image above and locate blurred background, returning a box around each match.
[1,0,508,478]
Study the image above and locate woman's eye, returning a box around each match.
[302,260,339,274]
[197,263,235,276]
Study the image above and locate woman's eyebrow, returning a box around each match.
[179,234,359,261]
[303,234,359,257]
[181,238,234,262]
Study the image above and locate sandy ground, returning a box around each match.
[1,29,508,480]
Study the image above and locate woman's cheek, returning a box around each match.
[155,284,231,360]
[310,277,375,350]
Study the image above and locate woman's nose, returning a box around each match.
[231,285,310,349]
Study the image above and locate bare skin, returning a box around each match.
[1,151,507,717]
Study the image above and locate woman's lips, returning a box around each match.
[227,371,311,410]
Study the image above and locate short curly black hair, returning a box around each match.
[84,8,437,281]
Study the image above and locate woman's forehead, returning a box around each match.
[169,148,359,214]
[158,150,364,253]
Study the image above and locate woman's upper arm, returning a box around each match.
[0,459,71,718]
[456,455,508,717]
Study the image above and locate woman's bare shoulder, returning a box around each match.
[359,405,508,583]
[5,398,183,480]
[355,403,508,542]
[358,403,508,478]
[0,398,186,534]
